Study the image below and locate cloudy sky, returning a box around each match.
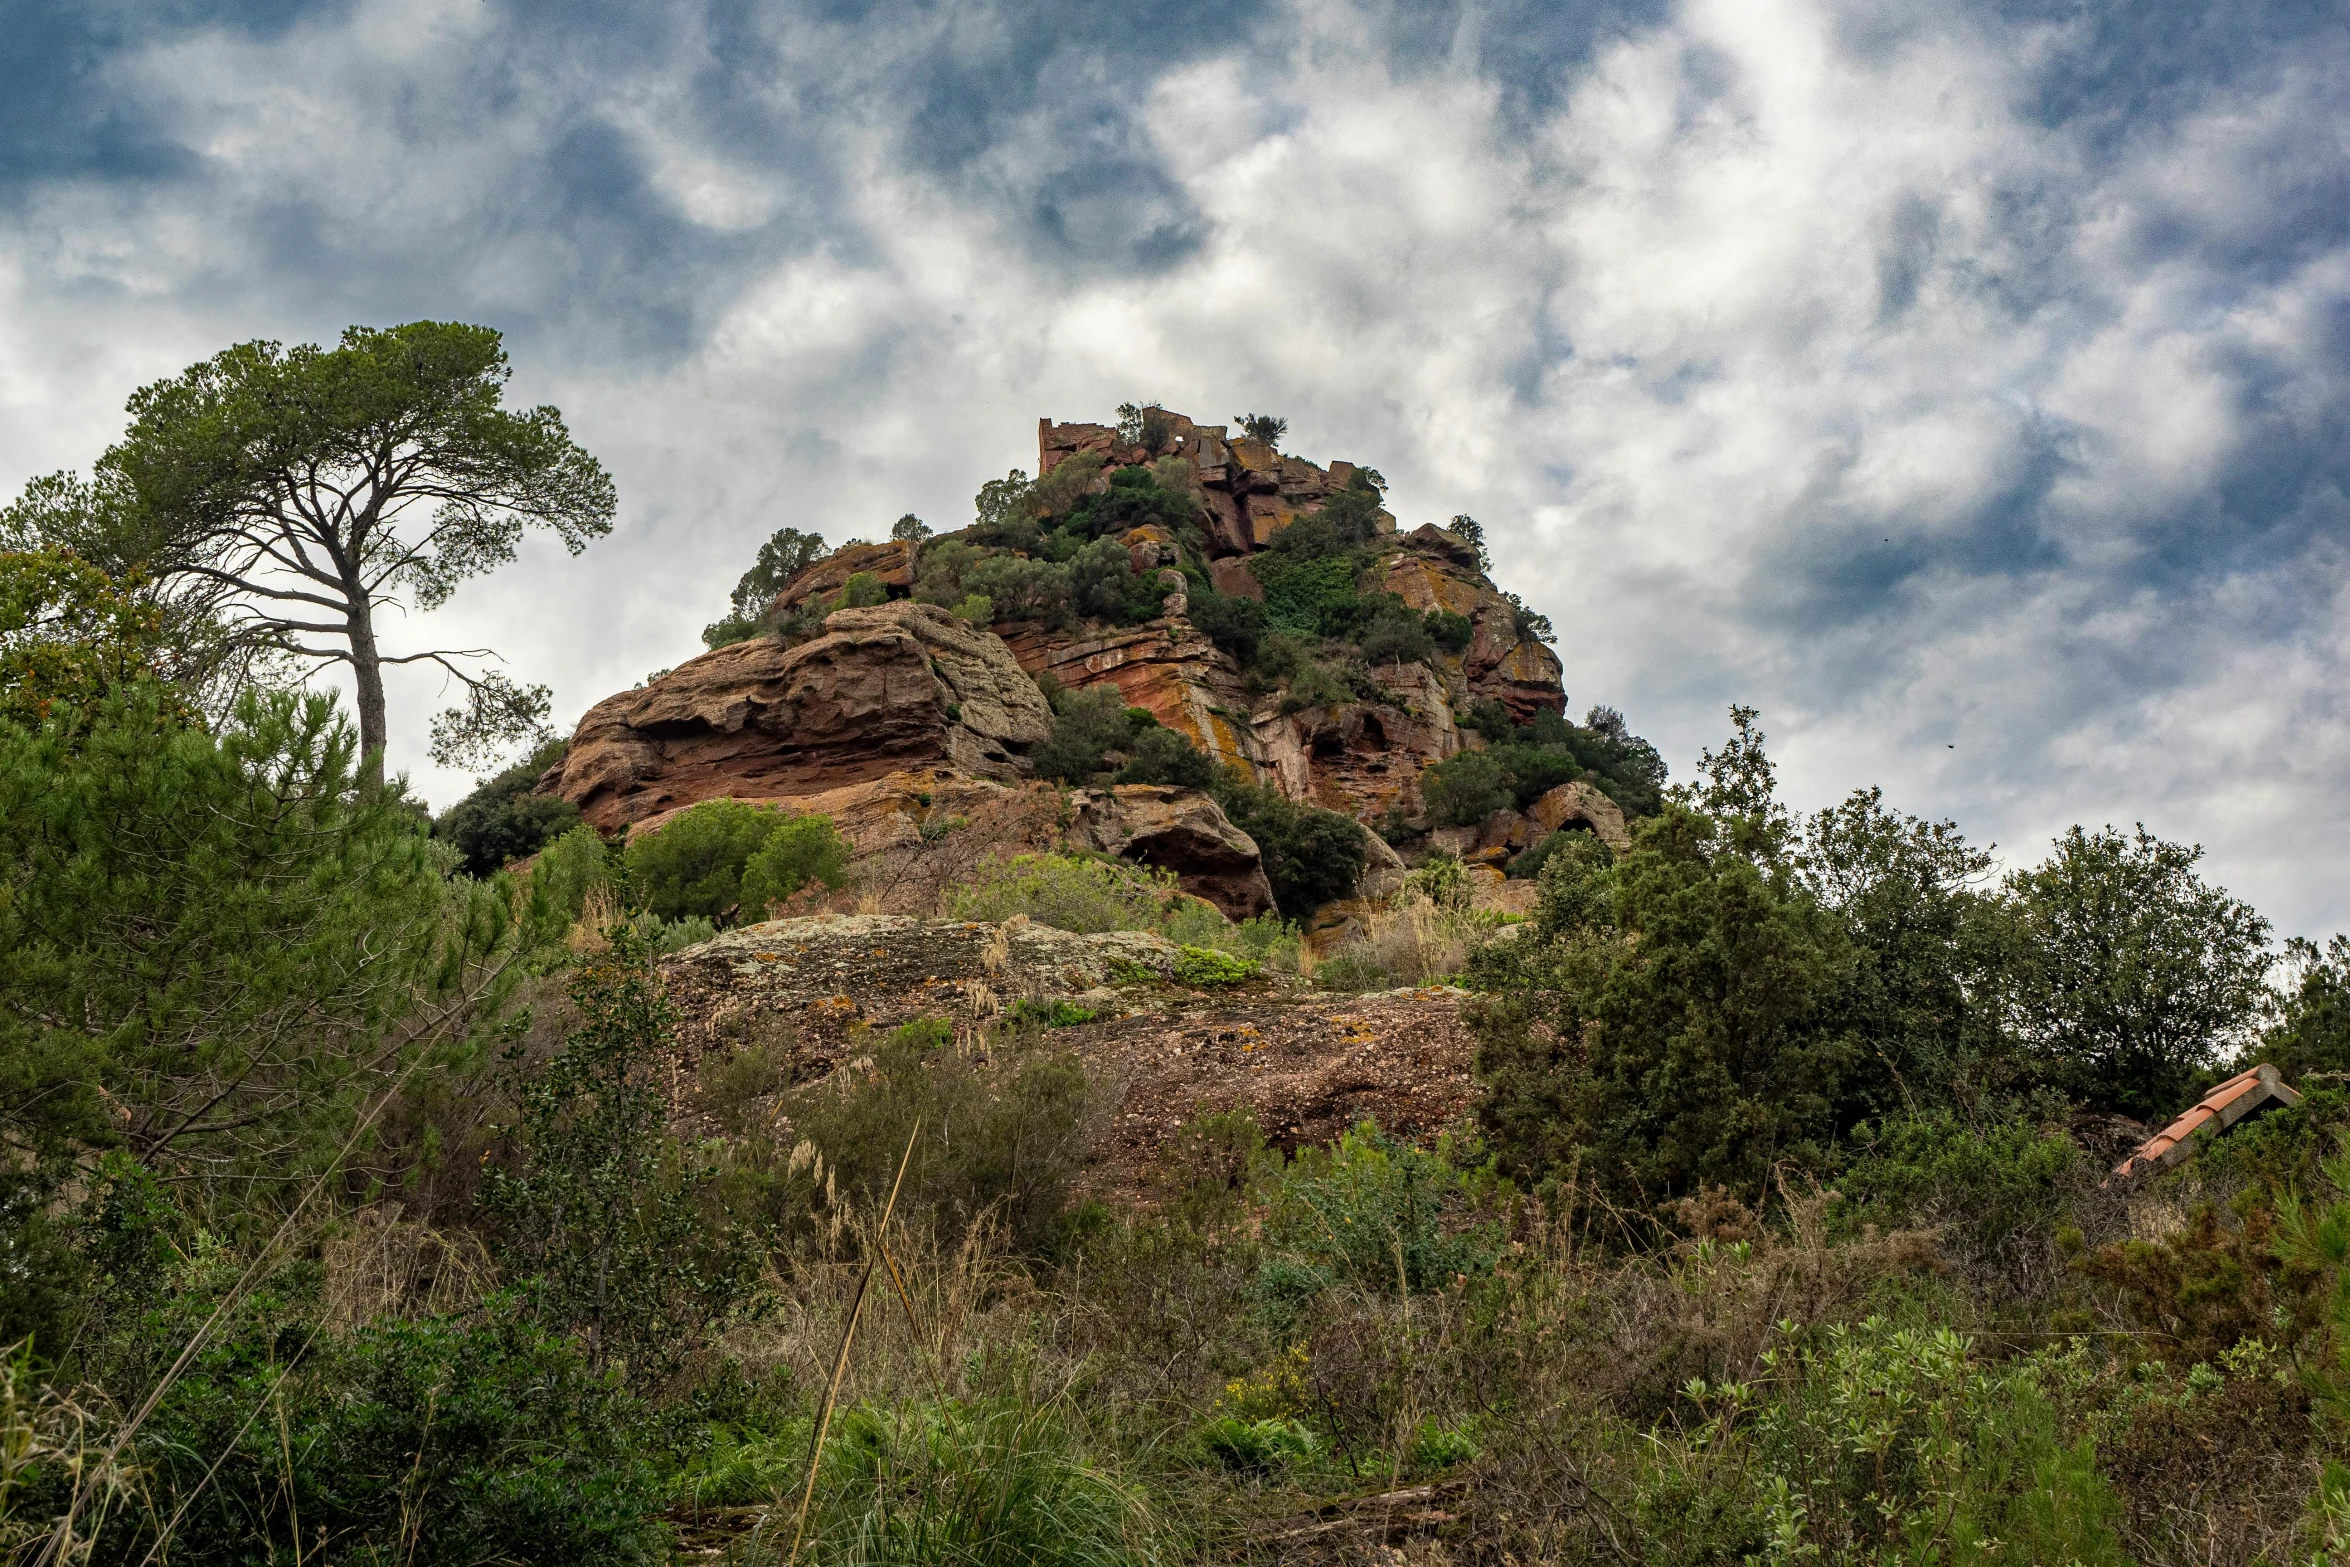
[4,0,2346,933]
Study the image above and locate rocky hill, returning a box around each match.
[535,408,1654,923]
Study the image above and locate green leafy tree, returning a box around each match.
[482,931,749,1379]
[972,468,1038,549]
[737,813,852,918]
[1359,604,1435,666]
[433,737,578,877]
[6,322,616,771]
[702,526,828,648]
[1472,802,1859,1203]
[2261,935,2350,1081]
[1116,726,1214,789]
[1033,685,1141,784]
[0,547,189,736]
[1799,788,2012,1115]
[1421,749,1514,826]
[2004,825,2271,1118]
[1447,513,1491,571]
[1209,770,1369,919]
[965,554,1070,625]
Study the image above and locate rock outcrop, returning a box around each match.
[541,600,1051,831]
[545,408,1631,936]
[1067,784,1276,921]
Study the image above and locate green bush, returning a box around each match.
[1159,901,1302,972]
[87,1297,667,1566]
[1209,770,1369,919]
[531,823,615,921]
[1424,608,1474,653]
[791,1018,1093,1254]
[1198,1415,1319,1475]
[1248,549,1366,639]
[1006,998,1099,1028]
[1832,1113,2084,1286]
[1728,1318,2129,1565]
[433,737,578,876]
[945,852,1179,933]
[1189,588,1269,661]
[623,799,846,922]
[1115,725,1213,788]
[1420,748,1514,826]
[482,931,755,1381]
[1027,450,1106,523]
[738,812,851,919]
[1061,461,1194,540]
[1255,1124,1498,1316]
[1034,684,1144,784]
[1359,603,1435,666]
[836,570,888,608]
[965,553,1070,624]
[623,799,785,920]
[1175,945,1259,987]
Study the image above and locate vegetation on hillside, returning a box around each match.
[18,403,2350,1565]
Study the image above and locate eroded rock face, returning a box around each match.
[541,601,1051,830]
[1068,783,1276,921]
[770,540,915,614]
[1383,528,1566,725]
[1528,780,1631,849]
[996,620,1265,775]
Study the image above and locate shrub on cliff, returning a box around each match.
[1116,725,1214,789]
[433,737,578,877]
[1359,602,1435,666]
[1209,770,1368,919]
[1063,463,1195,540]
[703,526,829,648]
[1420,749,1514,826]
[1190,587,1268,660]
[965,553,1070,625]
[623,799,847,922]
[1034,684,1153,783]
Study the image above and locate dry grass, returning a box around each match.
[320,1202,499,1328]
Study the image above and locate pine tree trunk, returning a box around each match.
[347,597,388,775]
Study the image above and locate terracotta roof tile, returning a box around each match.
[2109,1063,2301,1183]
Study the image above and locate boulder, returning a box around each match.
[1477,808,1540,852]
[542,601,1051,830]
[769,539,913,615]
[1069,784,1276,920]
[1528,781,1631,850]
[1356,831,1409,899]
